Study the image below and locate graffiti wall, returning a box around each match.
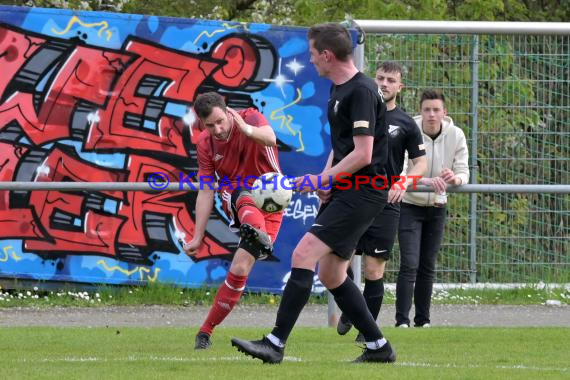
[0,6,337,292]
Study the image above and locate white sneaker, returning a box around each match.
[396,323,409,328]
[421,323,431,328]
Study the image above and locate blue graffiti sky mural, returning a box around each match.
[0,6,344,292]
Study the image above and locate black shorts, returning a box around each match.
[309,186,387,260]
[355,202,400,260]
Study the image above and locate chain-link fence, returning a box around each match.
[361,28,570,283]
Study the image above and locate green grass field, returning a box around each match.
[0,327,568,379]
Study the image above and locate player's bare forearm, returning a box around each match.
[322,151,333,172]
[406,155,427,187]
[320,135,373,185]
[389,156,427,203]
[193,189,215,240]
[246,124,277,147]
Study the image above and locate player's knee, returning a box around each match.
[291,240,319,268]
[230,265,250,277]
[235,191,256,210]
[230,252,255,276]
[235,189,253,201]
[364,267,384,281]
[238,239,273,261]
[318,270,342,289]
[317,259,347,289]
[364,256,386,280]
[291,247,313,268]
[291,233,326,269]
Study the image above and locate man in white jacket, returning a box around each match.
[395,89,469,328]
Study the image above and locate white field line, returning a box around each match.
[14,356,569,371]
[16,355,302,363]
[396,361,568,372]
[382,283,570,291]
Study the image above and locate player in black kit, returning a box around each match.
[337,61,427,340]
[231,23,396,364]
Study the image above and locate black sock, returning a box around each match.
[363,278,384,321]
[338,266,356,322]
[330,277,382,341]
[271,268,314,343]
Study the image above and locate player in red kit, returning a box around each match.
[184,92,283,350]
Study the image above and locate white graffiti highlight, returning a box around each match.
[281,270,325,294]
[285,58,305,76]
[284,193,319,224]
[263,58,293,97]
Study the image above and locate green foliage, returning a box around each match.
[121,0,229,19]
[3,0,569,23]
[456,0,505,20]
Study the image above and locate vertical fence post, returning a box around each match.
[469,35,479,284]
[351,33,364,291]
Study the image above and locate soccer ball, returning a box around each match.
[251,172,293,213]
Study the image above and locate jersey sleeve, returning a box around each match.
[349,86,378,137]
[196,135,215,178]
[406,120,426,159]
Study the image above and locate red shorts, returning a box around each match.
[221,189,283,243]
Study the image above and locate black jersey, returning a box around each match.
[385,106,426,179]
[328,72,388,179]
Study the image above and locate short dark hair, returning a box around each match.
[420,89,446,107]
[376,61,403,77]
[193,92,226,119]
[308,23,353,62]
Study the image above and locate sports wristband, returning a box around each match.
[245,125,253,137]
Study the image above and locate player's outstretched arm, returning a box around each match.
[227,107,276,147]
[184,188,214,256]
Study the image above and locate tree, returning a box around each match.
[2,0,568,22]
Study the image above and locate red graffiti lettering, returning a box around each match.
[119,155,232,261]
[0,27,132,145]
[0,25,277,264]
[0,27,45,97]
[0,142,47,239]
[86,38,220,157]
[25,147,126,256]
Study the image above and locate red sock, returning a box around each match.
[236,195,266,231]
[200,272,248,335]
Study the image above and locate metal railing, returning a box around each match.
[1,182,570,193]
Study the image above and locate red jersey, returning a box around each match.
[196,108,281,192]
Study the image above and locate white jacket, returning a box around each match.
[403,115,470,207]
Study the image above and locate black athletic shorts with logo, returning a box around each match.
[355,202,400,260]
[309,186,387,260]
